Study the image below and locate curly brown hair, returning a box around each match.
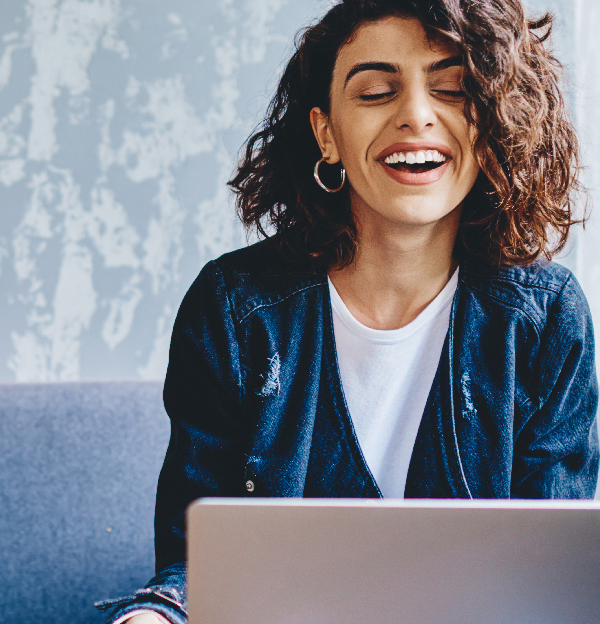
[229,0,584,269]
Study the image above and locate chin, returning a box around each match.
[351,187,462,229]
[381,200,459,227]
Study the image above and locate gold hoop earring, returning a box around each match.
[314,157,346,193]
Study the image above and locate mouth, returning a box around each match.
[377,145,452,186]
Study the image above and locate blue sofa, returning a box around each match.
[2,381,598,624]
[0,381,169,624]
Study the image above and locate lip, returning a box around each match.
[376,142,453,162]
[379,158,451,186]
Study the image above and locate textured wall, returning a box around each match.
[0,0,599,382]
[0,0,331,380]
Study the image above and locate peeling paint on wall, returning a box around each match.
[0,0,331,381]
[0,0,598,381]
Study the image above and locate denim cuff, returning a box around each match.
[95,587,186,624]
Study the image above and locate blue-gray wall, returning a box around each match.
[0,0,599,382]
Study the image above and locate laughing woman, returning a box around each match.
[98,0,599,622]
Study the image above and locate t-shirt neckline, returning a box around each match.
[327,266,459,344]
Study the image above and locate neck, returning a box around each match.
[328,209,460,330]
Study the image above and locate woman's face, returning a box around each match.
[311,16,480,232]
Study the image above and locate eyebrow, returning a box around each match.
[428,56,464,73]
[344,55,464,88]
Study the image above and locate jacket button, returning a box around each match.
[245,480,255,492]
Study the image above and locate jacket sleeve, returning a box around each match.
[95,564,187,624]
[96,260,248,623]
[512,274,599,498]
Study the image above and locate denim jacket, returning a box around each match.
[97,238,599,624]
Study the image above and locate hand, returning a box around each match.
[125,613,171,624]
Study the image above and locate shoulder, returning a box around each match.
[188,238,327,324]
[459,259,590,335]
[461,258,574,297]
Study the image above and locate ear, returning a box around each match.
[310,107,341,164]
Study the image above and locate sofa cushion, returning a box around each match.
[0,381,169,624]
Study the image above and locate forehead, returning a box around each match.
[334,16,456,76]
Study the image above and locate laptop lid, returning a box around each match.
[187,499,600,624]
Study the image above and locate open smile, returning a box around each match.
[376,143,453,186]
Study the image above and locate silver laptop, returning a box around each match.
[187,499,600,624]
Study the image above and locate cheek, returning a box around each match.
[455,122,479,174]
[459,155,480,201]
[332,110,385,166]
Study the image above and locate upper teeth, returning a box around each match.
[384,150,447,165]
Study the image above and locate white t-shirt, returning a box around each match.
[328,268,459,498]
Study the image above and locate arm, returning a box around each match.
[97,261,248,623]
[512,274,599,498]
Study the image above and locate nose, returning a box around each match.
[393,83,436,133]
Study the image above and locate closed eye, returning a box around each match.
[433,89,466,98]
[358,91,395,101]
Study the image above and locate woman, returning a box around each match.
[97,0,599,622]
